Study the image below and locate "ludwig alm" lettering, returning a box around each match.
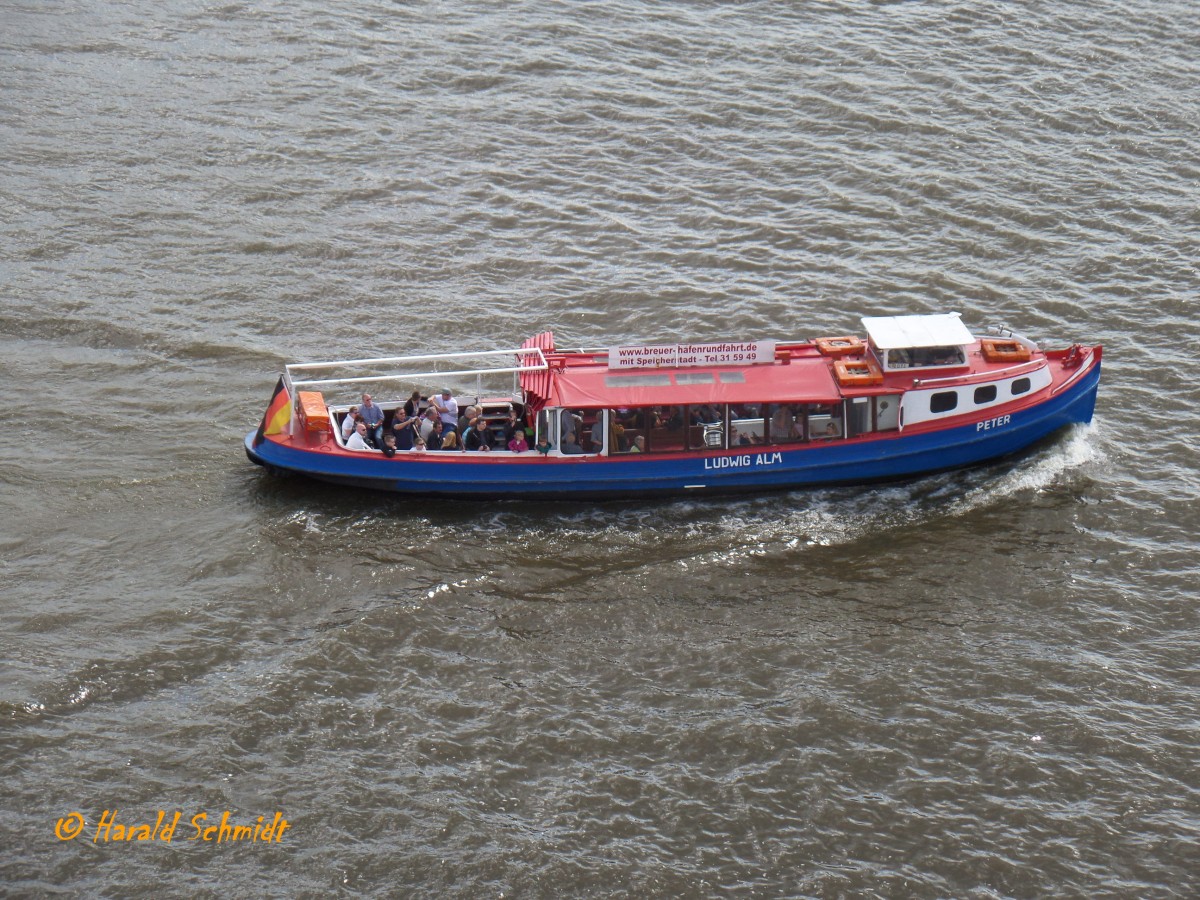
[703,452,783,470]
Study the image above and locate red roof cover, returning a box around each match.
[541,352,842,409]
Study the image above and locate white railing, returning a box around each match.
[283,347,548,397]
[911,358,1044,388]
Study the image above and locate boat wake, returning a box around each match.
[260,424,1103,605]
[522,421,1105,575]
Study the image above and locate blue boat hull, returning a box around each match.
[246,356,1099,500]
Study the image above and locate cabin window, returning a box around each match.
[560,408,583,442]
[974,385,998,404]
[730,404,765,447]
[804,404,841,440]
[581,410,610,453]
[1011,377,1031,396]
[767,404,804,444]
[612,407,641,452]
[619,406,684,454]
[651,405,687,452]
[688,404,725,450]
[606,405,754,452]
[615,405,730,454]
[930,391,958,413]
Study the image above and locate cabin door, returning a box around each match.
[846,398,870,437]
[875,395,901,431]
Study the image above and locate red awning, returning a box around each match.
[544,357,843,409]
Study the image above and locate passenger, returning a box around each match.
[770,406,800,442]
[535,436,553,455]
[380,433,398,458]
[628,435,645,453]
[464,418,492,451]
[426,419,445,451]
[590,417,605,451]
[418,408,439,443]
[561,432,584,454]
[346,421,373,451]
[440,430,461,451]
[360,393,385,447]
[430,389,459,434]
[412,436,426,452]
[391,405,420,451]
[508,429,529,452]
[458,405,479,435]
[340,405,360,441]
[500,408,522,446]
[735,430,752,446]
[559,408,582,442]
[825,420,841,438]
[404,389,422,420]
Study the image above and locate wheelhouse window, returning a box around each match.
[885,346,966,369]
[930,391,958,413]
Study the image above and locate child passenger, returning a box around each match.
[507,430,529,452]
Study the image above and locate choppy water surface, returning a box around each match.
[2,1,1198,895]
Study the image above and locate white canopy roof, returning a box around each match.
[861,313,974,350]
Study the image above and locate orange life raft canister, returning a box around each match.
[816,336,865,358]
[980,339,1032,363]
[834,358,884,386]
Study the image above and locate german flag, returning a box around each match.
[253,377,291,447]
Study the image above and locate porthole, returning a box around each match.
[974,385,998,404]
[930,391,958,413]
[1011,377,1031,396]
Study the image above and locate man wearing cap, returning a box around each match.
[430,389,459,435]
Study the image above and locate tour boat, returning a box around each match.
[244,313,1101,499]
